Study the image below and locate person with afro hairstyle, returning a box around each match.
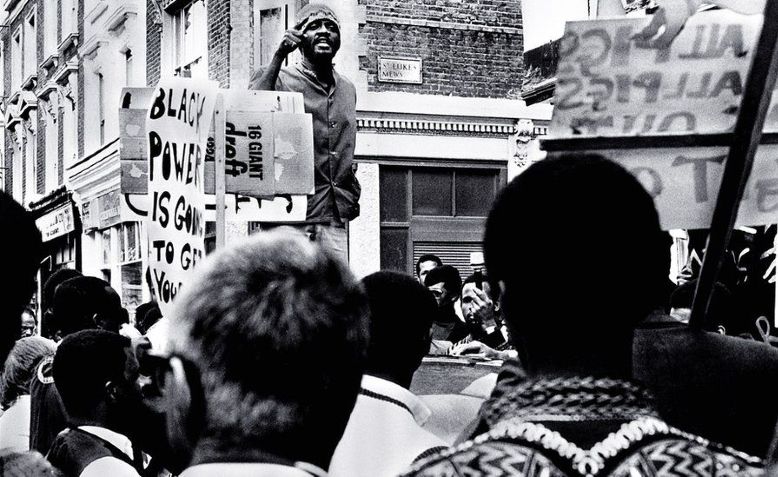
[404,154,763,476]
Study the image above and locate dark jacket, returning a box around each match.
[249,62,360,224]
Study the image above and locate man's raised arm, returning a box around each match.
[250,19,306,90]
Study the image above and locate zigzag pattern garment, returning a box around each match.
[402,377,763,476]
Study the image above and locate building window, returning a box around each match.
[253,1,303,68]
[12,29,22,88]
[97,72,105,144]
[24,11,36,80]
[60,0,77,40]
[124,49,134,86]
[120,222,142,264]
[44,0,57,57]
[173,0,208,78]
[379,165,505,276]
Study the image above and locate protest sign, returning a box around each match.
[545,9,778,230]
[120,88,155,194]
[203,89,313,197]
[146,79,218,315]
[569,145,778,230]
[121,193,307,223]
[549,9,769,138]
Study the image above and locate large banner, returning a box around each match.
[550,9,766,138]
[146,79,218,315]
[546,9,778,230]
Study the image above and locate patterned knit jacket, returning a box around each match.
[401,376,763,476]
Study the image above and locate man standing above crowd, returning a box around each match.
[250,3,360,262]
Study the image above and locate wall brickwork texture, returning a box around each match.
[359,0,523,98]
[77,0,84,158]
[146,0,162,86]
[37,0,45,194]
[208,0,230,87]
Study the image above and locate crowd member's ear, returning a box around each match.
[106,380,121,405]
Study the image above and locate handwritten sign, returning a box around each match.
[146,79,217,315]
[123,88,309,197]
[549,10,771,138]
[122,193,307,223]
[378,57,423,84]
[555,146,778,230]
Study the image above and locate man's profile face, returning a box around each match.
[301,18,341,62]
[418,260,438,285]
[428,282,452,308]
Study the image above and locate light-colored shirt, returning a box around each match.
[78,426,139,477]
[329,375,447,477]
[180,462,328,477]
[0,395,31,452]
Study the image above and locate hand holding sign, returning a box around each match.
[632,0,765,49]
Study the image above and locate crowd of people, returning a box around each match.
[2,152,778,476]
[3,2,778,475]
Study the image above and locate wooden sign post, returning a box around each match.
[690,0,778,328]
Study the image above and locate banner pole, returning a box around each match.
[689,1,778,329]
[214,94,226,250]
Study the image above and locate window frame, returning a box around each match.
[378,161,506,274]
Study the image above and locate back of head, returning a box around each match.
[53,330,131,420]
[0,191,43,365]
[416,254,442,276]
[52,276,127,336]
[169,231,368,465]
[424,265,462,297]
[484,154,667,348]
[1,336,57,409]
[362,271,436,386]
[41,269,83,338]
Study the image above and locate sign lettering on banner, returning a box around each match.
[545,9,778,230]
[145,79,218,315]
[122,192,307,223]
[550,10,769,139]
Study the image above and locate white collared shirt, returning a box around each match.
[78,426,140,477]
[329,375,447,477]
[180,462,328,477]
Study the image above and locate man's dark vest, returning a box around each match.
[46,428,140,477]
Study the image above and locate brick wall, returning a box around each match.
[3,38,11,193]
[37,0,45,194]
[208,0,230,87]
[360,0,523,98]
[147,0,162,86]
[77,0,84,158]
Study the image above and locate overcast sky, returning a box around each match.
[521,0,593,51]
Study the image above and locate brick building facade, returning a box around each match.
[144,0,550,279]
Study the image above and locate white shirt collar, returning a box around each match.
[78,426,134,461]
[360,375,432,425]
[179,462,327,477]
